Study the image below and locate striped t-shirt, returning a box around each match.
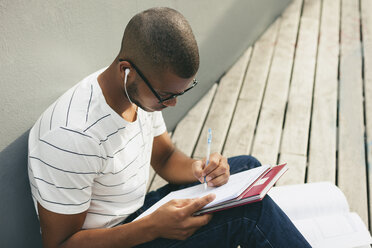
[28,68,166,229]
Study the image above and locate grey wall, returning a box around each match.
[0,0,290,247]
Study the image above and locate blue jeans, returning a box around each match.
[124,156,311,248]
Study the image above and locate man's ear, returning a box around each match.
[118,59,131,79]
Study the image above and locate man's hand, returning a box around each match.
[148,194,215,240]
[192,152,230,187]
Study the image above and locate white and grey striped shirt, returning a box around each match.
[28,68,166,229]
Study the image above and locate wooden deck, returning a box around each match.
[148,0,372,231]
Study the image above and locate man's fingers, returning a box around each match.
[208,173,229,187]
[202,153,220,176]
[205,163,229,184]
[185,214,213,228]
[184,193,216,214]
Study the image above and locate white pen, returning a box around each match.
[204,128,212,190]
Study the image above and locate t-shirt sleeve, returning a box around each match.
[152,111,167,137]
[28,128,103,214]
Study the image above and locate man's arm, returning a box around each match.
[38,203,156,248]
[38,193,215,248]
[150,132,197,184]
[151,132,230,186]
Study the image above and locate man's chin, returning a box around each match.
[138,105,166,112]
[141,104,167,112]
[154,105,168,111]
[133,100,167,112]
[146,106,167,112]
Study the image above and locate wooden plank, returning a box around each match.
[172,84,217,157]
[361,0,372,229]
[193,48,252,159]
[280,0,321,157]
[223,18,280,158]
[277,153,307,186]
[251,0,303,165]
[307,0,340,183]
[279,0,321,183]
[338,0,368,226]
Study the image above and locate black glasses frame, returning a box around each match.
[119,59,198,104]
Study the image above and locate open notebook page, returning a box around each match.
[134,165,269,221]
[268,182,349,221]
[293,213,372,248]
[269,182,372,247]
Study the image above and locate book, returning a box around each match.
[268,182,372,248]
[134,163,287,221]
[194,163,287,215]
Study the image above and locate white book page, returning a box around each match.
[268,182,349,221]
[293,212,372,248]
[134,165,269,221]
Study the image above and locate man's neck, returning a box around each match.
[97,62,138,122]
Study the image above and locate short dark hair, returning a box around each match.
[120,7,199,78]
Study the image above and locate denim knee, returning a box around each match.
[242,155,261,168]
[228,155,262,174]
[252,195,311,247]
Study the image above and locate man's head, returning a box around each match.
[120,7,199,78]
[117,7,199,111]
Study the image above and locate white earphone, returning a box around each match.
[123,67,145,144]
[124,68,134,105]
[124,68,130,85]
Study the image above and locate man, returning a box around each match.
[28,7,311,247]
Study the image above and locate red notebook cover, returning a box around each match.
[239,163,287,200]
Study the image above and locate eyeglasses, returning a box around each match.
[119,59,198,104]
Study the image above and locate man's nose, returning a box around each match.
[162,97,177,107]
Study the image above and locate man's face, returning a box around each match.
[126,67,196,112]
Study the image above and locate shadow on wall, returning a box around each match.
[0,131,42,248]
